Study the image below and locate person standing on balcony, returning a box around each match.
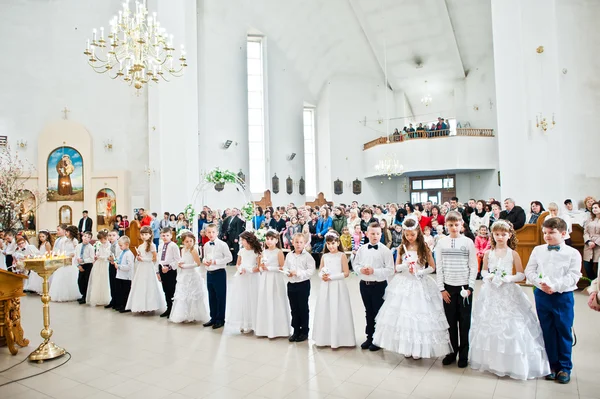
[408,123,416,138]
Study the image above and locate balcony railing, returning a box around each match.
[363,128,495,150]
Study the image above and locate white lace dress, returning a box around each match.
[86,242,112,306]
[49,237,82,302]
[255,248,291,338]
[125,244,167,313]
[470,248,550,380]
[226,248,260,332]
[170,246,209,323]
[373,250,452,358]
[312,252,356,348]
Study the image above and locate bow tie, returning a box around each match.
[209,242,215,246]
[548,245,561,251]
[368,244,378,250]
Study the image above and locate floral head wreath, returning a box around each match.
[266,228,279,235]
[324,231,339,239]
[402,215,420,231]
[176,229,193,239]
[491,220,512,229]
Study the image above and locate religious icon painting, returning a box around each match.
[334,179,343,195]
[286,176,293,195]
[96,188,117,231]
[47,147,84,201]
[299,177,305,196]
[353,179,362,195]
[59,205,73,225]
[272,174,280,194]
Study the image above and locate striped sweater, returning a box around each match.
[435,235,477,291]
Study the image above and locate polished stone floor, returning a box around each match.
[1,270,599,399]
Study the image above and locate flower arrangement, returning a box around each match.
[205,168,238,185]
[183,204,195,227]
[176,228,192,247]
[254,228,267,243]
[241,202,254,221]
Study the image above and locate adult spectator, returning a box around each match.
[347,209,361,232]
[499,198,526,230]
[252,206,265,230]
[139,208,152,227]
[469,200,490,233]
[395,208,407,225]
[423,201,433,217]
[78,210,93,234]
[584,196,597,215]
[430,205,445,225]
[269,210,286,232]
[527,201,545,224]
[227,208,245,264]
[151,213,160,248]
[332,206,347,235]
[197,211,209,232]
[159,212,170,230]
[449,197,467,224]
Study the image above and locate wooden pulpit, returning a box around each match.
[0,270,29,355]
[125,220,141,257]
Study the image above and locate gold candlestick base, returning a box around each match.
[22,256,72,363]
[29,340,65,363]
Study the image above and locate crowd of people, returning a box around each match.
[391,117,452,141]
[0,194,598,384]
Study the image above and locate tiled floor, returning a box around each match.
[1,270,599,399]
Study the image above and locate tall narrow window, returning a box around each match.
[247,36,266,193]
[303,108,316,197]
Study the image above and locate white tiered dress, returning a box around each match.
[25,243,48,294]
[226,247,260,332]
[170,245,209,323]
[86,242,112,306]
[125,244,167,313]
[255,248,291,338]
[373,250,452,358]
[49,237,82,302]
[470,248,550,380]
[312,252,356,348]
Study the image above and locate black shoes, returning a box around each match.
[78,299,86,305]
[368,344,381,352]
[295,334,308,342]
[457,358,468,368]
[289,333,299,342]
[119,309,131,313]
[212,322,224,329]
[442,354,456,366]
[203,320,215,327]
[104,304,113,309]
[361,339,373,350]
[160,311,170,318]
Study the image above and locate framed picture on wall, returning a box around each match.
[47,146,84,201]
[59,205,73,225]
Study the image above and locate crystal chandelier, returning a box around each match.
[375,154,404,180]
[84,0,187,91]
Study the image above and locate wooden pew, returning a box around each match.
[305,193,333,208]
[254,190,272,209]
[515,211,586,287]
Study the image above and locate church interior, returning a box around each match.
[1,0,600,398]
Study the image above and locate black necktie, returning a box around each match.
[368,244,378,250]
[209,242,215,246]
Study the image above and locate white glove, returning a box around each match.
[482,270,494,282]
[502,272,525,283]
[417,267,434,276]
[491,274,504,287]
[395,264,408,273]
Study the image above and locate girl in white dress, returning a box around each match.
[49,225,82,302]
[312,232,355,348]
[27,231,51,294]
[373,217,452,359]
[255,230,291,338]
[125,226,167,313]
[170,231,209,323]
[227,231,262,333]
[87,230,112,306]
[470,220,550,380]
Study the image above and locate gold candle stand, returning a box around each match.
[22,256,72,363]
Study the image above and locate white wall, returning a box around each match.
[0,0,148,212]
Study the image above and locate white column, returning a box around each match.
[492,0,565,206]
[148,0,199,214]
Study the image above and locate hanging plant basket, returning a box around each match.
[214,182,225,192]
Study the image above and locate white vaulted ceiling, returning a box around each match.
[230,0,494,117]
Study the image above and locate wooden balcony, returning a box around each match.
[363,128,495,150]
